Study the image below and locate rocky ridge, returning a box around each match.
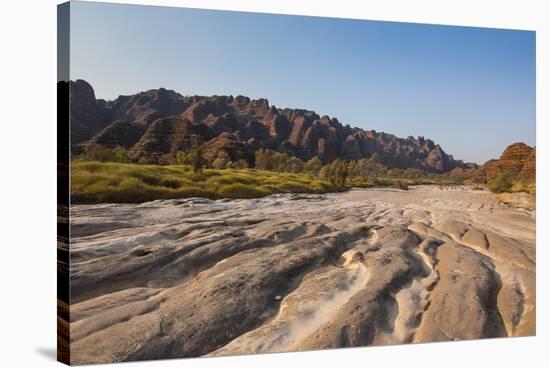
[449,142,535,182]
[64,80,472,172]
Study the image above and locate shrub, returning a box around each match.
[287,156,305,173]
[320,159,349,187]
[176,151,192,165]
[305,156,323,175]
[254,149,275,170]
[84,145,130,163]
[488,172,514,193]
[235,159,250,169]
[212,156,228,169]
[254,149,293,172]
[71,159,475,204]
[190,144,205,174]
[111,147,130,163]
[394,180,409,190]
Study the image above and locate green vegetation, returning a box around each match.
[71,147,466,203]
[320,159,349,187]
[78,145,130,163]
[72,162,462,204]
[304,156,323,175]
[72,144,536,202]
[487,171,535,194]
[190,141,205,174]
[487,172,514,193]
[71,161,342,203]
[394,180,409,190]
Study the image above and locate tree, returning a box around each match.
[321,159,349,188]
[273,151,291,172]
[287,156,305,173]
[212,156,229,169]
[369,152,381,163]
[335,160,349,187]
[111,147,129,163]
[189,136,205,174]
[255,149,273,170]
[83,145,130,163]
[176,151,192,165]
[85,145,113,162]
[254,149,291,172]
[305,156,322,175]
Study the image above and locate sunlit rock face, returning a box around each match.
[66,80,470,171]
[68,186,535,364]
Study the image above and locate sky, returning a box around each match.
[69,1,536,164]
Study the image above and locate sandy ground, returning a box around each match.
[68,186,535,364]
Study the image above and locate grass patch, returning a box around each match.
[218,183,269,199]
[72,162,337,203]
[71,161,472,204]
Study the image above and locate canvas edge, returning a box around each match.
[57,1,71,365]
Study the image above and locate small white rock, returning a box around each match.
[274,295,282,301]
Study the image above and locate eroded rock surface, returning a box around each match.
[69,186,535,364]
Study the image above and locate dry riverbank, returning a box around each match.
[68,185,535,364]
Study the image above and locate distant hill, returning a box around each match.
[449,142,535,182]
[62,79,474,172]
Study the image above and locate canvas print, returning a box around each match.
[57,1,536,365]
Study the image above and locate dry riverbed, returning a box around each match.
[68,185,536,364]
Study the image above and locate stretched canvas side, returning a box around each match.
[57,2,71,365]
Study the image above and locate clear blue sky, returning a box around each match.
[69,1,536,164]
